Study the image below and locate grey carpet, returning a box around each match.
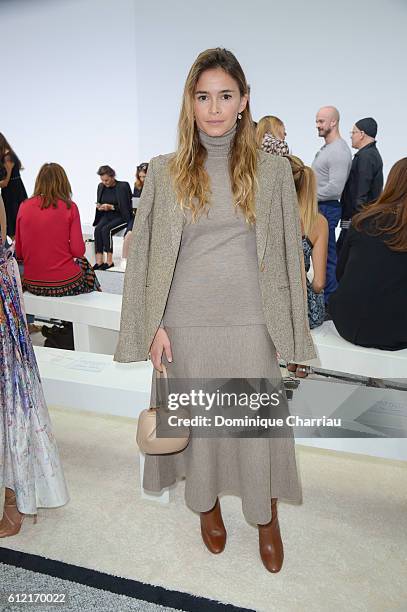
[0,563,177,612]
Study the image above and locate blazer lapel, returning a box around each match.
[255,156,278,266]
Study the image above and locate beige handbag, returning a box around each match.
[136,364,190,454]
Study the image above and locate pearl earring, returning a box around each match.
[237,113,242,120]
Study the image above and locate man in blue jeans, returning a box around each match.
[312,106,352,307]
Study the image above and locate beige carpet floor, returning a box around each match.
[2,407,407,612]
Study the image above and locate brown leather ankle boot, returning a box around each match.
[258,498,284,573]
[200,498,226,554]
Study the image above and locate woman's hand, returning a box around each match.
[311,280,324,294]
[150,327,173,371]
[97,203,112,211]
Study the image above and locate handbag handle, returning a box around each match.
[150,363,169,411]
[156,363,168,378]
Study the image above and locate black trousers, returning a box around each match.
[94,213,127,253]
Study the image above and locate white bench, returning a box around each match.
[292,321,407,460]
[310,320,407,379]
[34,345,151,417]
[25,292,121,354]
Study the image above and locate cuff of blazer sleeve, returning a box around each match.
[293,332,317,363]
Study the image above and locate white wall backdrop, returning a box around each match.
[1,0,139,224]
[134,0,406,174]
[1,0,406,223]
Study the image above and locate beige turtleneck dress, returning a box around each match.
[143,126,301,524]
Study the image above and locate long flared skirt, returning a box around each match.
[0,248,69,514]
[143,325,302,525]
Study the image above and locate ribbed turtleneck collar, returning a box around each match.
[198,124,237,158]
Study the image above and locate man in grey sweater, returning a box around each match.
[312,106,352,306]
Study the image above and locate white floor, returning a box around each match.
[3,407,407,612]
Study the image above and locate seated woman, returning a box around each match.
[256,115,289,156]
[330,157,407,351]
[121,162,149,265]
[287,155,328,376]
[133,162,149,199]
[15,163,99,297]
[15,163,100,347]
[93,165,132,270]
[1,193,69,537]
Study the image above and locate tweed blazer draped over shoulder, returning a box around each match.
[114,151,316,364]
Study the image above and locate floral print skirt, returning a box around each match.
[302,236,325,329]
[22,257,101,297]
[0,242,69,514]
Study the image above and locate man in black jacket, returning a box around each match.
[337,117,383,253]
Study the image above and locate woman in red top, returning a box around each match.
[15,163,100,296]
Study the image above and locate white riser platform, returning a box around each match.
[291,378,407,461]
[35,347,407,462]
[35,346,151,418]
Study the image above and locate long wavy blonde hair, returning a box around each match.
[287,155,319,236]
[255,115,285,147]
[169,48,258,224]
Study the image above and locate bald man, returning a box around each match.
[312,106,352,307]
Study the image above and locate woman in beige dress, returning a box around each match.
[115,48,315,573]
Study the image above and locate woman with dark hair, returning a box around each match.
[0,133,28,237]
[330,157,407,350]
[115,48,315,572]
[0,193,69,537]
[93,165,132,270]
